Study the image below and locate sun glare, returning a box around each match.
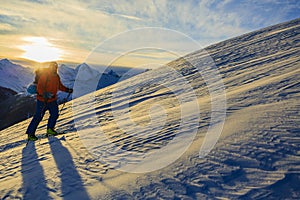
[20,37,63,62]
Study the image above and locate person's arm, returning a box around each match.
[58,76,73,93]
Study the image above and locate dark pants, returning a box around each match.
[26,100,59,135]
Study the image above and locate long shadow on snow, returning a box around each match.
[48,136,90,200]
[21,142,51,200]
[1,139,28,152]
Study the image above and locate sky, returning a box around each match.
[0,0,299,68]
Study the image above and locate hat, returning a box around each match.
[49,61,58,68]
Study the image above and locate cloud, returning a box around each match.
[0,23,15,32]
[0,0,299,66]
[104,1,299,36]
[86,0,249,46]
[217,0,300,29]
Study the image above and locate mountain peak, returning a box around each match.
[60,63,68,68]
[107,69,119,77]
[75,62,88,71]
[75,63,100,81]
[0,58,12,65]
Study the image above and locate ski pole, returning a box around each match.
[59,92,71,114]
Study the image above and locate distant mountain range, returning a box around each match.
[57,62,122,102]
[0,58,146,101]
[0,59,146,130]
[0,58,33,93]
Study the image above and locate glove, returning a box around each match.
[66,88,73,93]
[43,92,53,99]
[27,84,37,94]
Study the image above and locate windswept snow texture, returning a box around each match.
[1,18,300,199]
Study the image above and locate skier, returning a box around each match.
[26,61,73,141]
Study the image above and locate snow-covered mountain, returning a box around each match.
[0,18,299,199]
[0,59,131,102]
[57,63,78,102]
[58,63,121,102]
[0,61,138,130]
[0,59,34,93]
[58,64,77,87]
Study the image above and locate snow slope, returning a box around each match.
[0,18,299,199]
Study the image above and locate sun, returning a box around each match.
[20,37,63,62]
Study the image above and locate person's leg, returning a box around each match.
[26,100,46,135]
[47,101,59,129]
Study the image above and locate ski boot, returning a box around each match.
[46,128,58,137]
[28,134,38,141]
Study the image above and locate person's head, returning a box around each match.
[49,61,58,73]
